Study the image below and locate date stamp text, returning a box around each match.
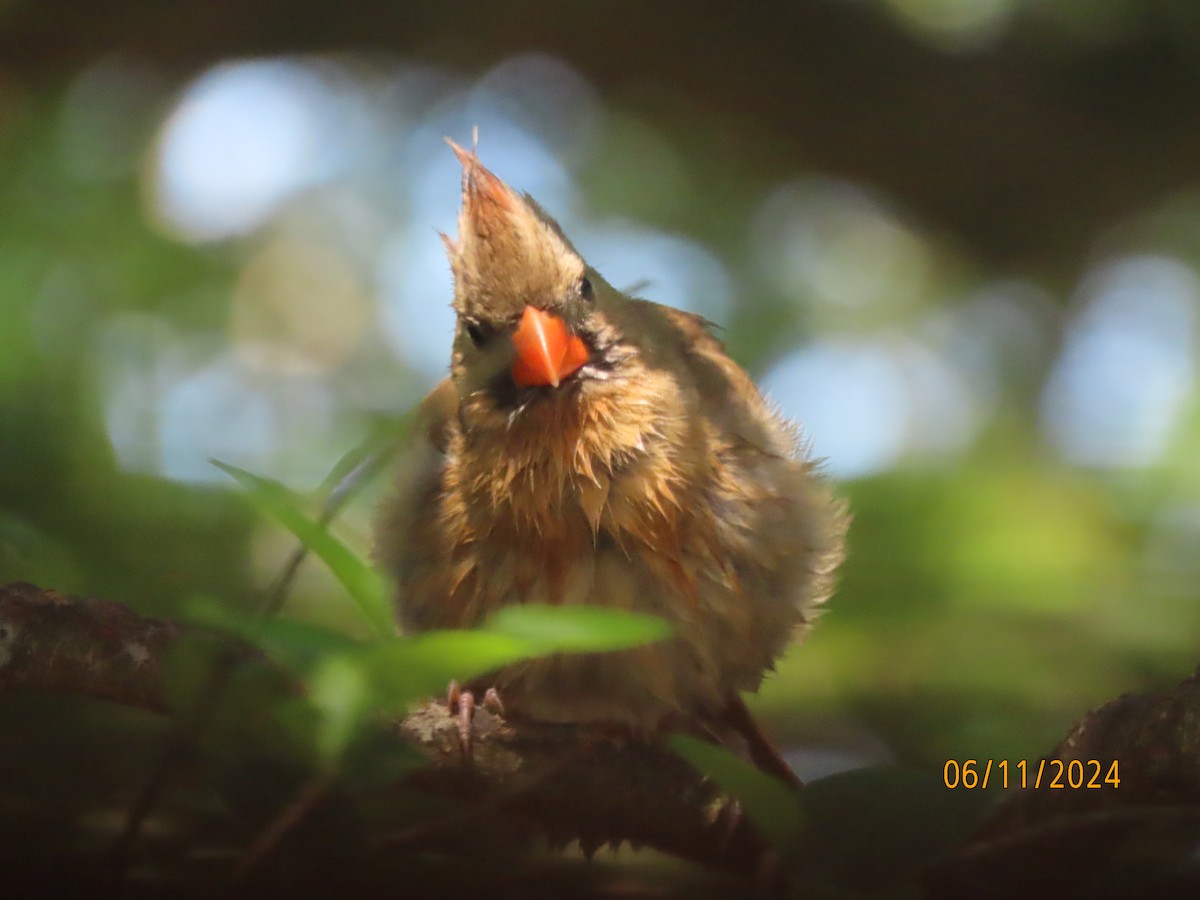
[943,759,1120,790]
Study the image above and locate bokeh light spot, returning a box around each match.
[151,59,346,241]
[1041,255,1199,468]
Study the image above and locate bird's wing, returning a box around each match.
[647,302,795,460]
[657,306,763,398]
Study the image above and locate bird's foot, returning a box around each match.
[446,680,504,760]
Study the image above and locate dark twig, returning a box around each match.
[233,774,333,882]
[105,424,408,880]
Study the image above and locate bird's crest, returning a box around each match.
[442,138,584,323]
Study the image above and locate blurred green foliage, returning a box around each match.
[3,4,1200,891]
[2,47,1198,771]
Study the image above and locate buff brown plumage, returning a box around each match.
[374,142,847,782]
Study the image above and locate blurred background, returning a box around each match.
[3,0,1200,800]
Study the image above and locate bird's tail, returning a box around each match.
[701,694,802,788]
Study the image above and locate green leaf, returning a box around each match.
[182,596,365,674]
[484,604,672,653]
[356,631,535,711]
[212,459,393,640]
[308,654,372,763]
[357,607,670,712]
[669,734,805,854]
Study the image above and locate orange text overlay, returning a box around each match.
[943,759,1120,790]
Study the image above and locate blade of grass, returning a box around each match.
[257,415,411,620]
[212,460,393,640]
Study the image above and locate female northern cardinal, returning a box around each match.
[375,141,847,784]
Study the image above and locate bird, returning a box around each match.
[374,140,848,784]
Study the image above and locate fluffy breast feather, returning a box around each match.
[374,308,847,724]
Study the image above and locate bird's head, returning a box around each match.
[441,141,629,430]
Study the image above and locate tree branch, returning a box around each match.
[0,580,179,712]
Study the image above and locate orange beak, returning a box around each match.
[510,305,589,388]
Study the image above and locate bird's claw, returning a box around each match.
[481,686,504,716]
[446,681,503,760]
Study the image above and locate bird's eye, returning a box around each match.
[579,275,594,303]
[465,321,489,347]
